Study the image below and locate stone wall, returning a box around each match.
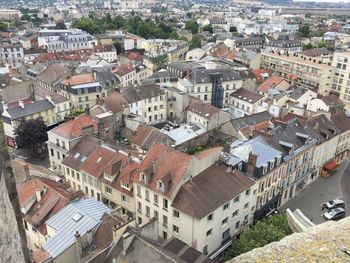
[225,216,350,263]
[0,175,26,263]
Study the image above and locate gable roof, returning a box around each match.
[132,144,192,198]
[187,100,221,119]
[258,75,286,92]
[50,114,97,139]
[129,125,175,150]
[230,88,264,104]
[5,99,54,120]
[321,94,345,108]
[172,165,254,219]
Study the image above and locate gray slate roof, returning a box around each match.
[6,99,54,120]
[43,199,111,259]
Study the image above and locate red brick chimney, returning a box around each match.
[247,152,257,175]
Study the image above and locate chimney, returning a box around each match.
[314,121,319,130]
[36,188,42,202]
[75,231,82,261]
[19,100,24,108]
[85,106,90,116]
[92,70,97,81]
[23,164,30,179]
[122,232,136,255]
[186,67,191,79]
[128,153,132,163]
[247,152,257,175]
[2,101,7,110]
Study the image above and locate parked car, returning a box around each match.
[322,198,345,210]
[323,207,346,220]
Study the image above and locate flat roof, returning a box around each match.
[161,123,207,146]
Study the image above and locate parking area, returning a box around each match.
[281,158,349,224]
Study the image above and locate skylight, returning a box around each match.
[72,213,83,222]
[96,157,102,163]
[74,153,80,159]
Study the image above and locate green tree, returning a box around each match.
[189,35,202,50]
[185,20,199,34]
[299,24,310,37]
[225,213,292,260]
[303,43,314,50]
[150,54,169,71]
[113,40,123,54]
[203,25,213,34]
[15,117,48,150]
[0,22,7,31]
[317,41,327,48]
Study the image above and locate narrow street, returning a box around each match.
[282,157,349,224]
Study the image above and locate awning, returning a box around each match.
[324,160,337,171]
[287,74,298,79]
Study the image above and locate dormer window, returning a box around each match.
[237,162,242,171]
[263,165,268,174]
[140,172,147,183]
[270,160,275,170]
[121,181,129,190]
[157,180,164,192]
[104,173,112,181]
[276,156,281,166]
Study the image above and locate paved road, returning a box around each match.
[282,158,349,224]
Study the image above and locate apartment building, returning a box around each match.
[17,177,83,251]
[2,97,70,147]
[0,41,24,69]
[93,44,117,62]
[38,29,96,53]
[229,88,264,115]
[47,113,98,174]
[172,65,242,108]
[187,99,230,130]
[331,112,350,163]
[60,71,119,109]
[35,63,71,92]
[260,51,334,96]
[330,52,350,106]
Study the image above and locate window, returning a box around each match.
[235,221,240,229]
[145,190,150,201]
[163,198,168,211]
[173,210,180,218]
[244,202,249,210]
[146,206,150,217]
[206,229,212,237]
[173,225,179,234]
[85,186,88,194]
[232,209,239,218]
[246,189,250,196]
[163,215,168,227]
[223,202,229,210]
[203,245,208,255]
[137,185,141,197]
[122,195,129,204]
[270,160,275,170]
[234,195,240,203]
[207,213,213,221]
[105,186,112,195]
[50,148,54,156]
[222,217,228,225]
[154,194,159,205]
[154,210,158,218]
[137,201,142,212]
[263,165,268,174]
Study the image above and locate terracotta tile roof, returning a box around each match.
[33,49,93,63]
[187,100,220,119]
[172,165,254,219]
[112,64,135,76]
[80,145,119,178]
[61,73,93,86]
[258,75,286,92]
[123,51,143,62]
[129,125,175,150]
[94,45,116,53]
[50,114,97,139]
[195,147,222,160]
[132,144,192,198]
[33,249,50,263]
[251,69,272,84]
[103,91,127,113]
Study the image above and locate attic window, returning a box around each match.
[72,213,83,222]
[157,180,164,191]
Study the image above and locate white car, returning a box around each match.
[322,198,345,210]
[323,207,346,220]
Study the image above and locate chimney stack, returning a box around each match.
[247,152,257,175]
[19,100,24,108]
[85,106,90,116]
[75,231,82,261]
[35,189,42,202]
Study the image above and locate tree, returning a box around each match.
[150,54,169,71]
[299,24,310,37]
[229,26,237,33]
[112,40,123,54]
[317,41,327,48]
[15,117,48,150]
[303,43,314,50]
[203,25,213,34]
[225,213,292,260]
[189,35,202,50]
[55,21,66,29]
[0,22,7,31]
[185,20,199,34]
